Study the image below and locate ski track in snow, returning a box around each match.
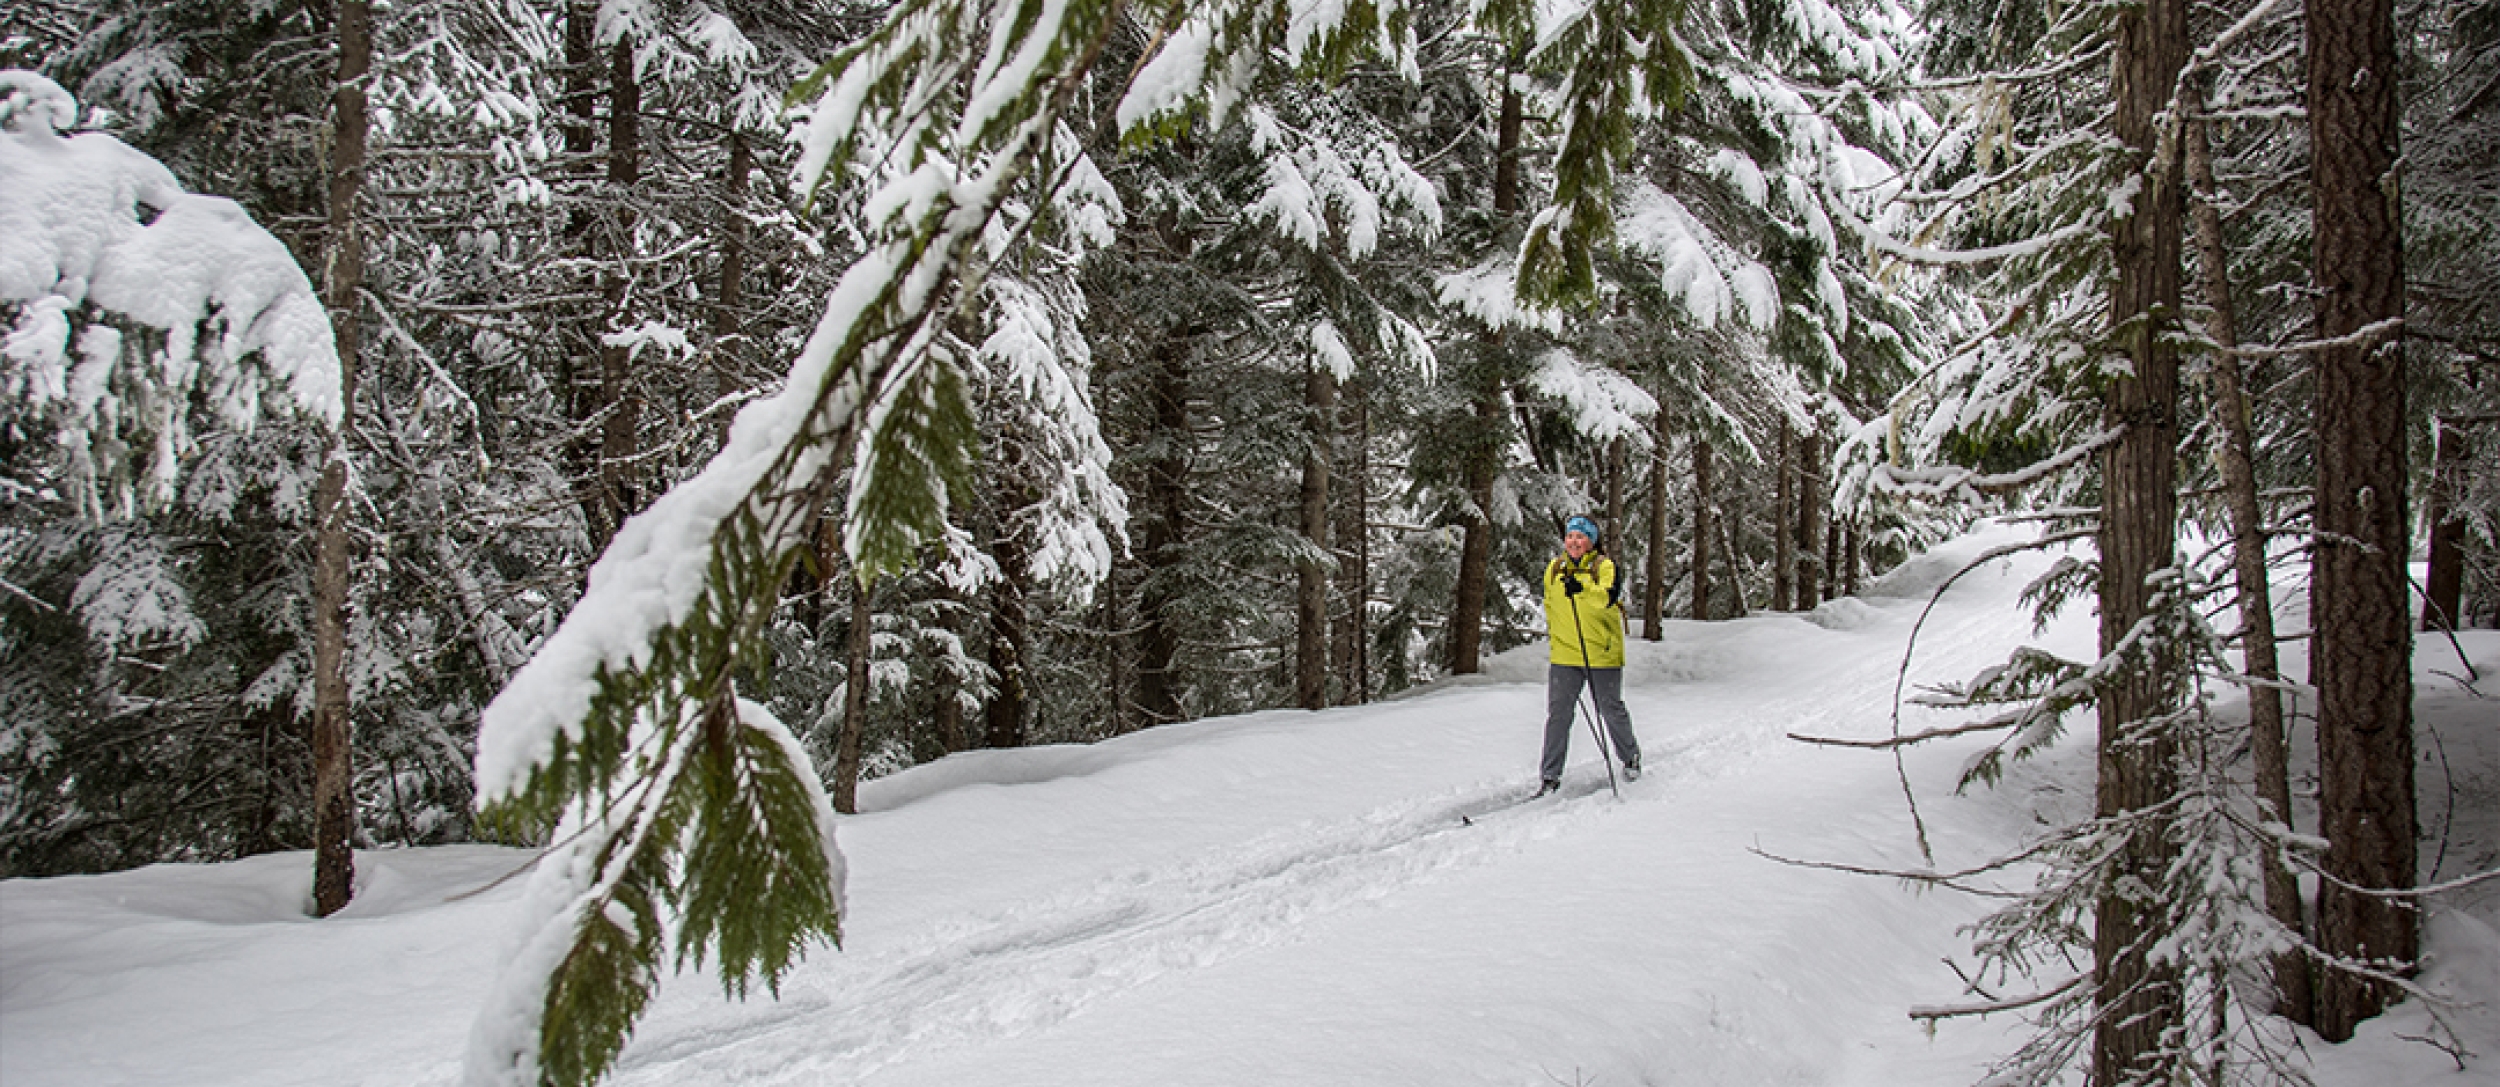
[611,775,1635,1084]
[598,538,2062,1085]
[14,530,2496,1087]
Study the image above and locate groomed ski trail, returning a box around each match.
[584,526,2085,1087]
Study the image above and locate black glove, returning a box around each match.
[1562,575,1583,596]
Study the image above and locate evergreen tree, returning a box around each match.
[2306,0,2419,1039]
[1,67,342,874]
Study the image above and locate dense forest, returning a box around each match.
[3,0,2495,1084]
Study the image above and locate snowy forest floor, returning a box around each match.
[4,522,2495,1087]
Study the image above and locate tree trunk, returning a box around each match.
[984,481,1032,749]
[1692,438,1713,621]
[1773,419,1794,612]
[1822,506,1841,603]
[1451,388,1499,676]
[833,574,870,814]
[709,130,754,411]
[593,35,643,541]
[1643,413,1668,639]
[560,2,604,547]
[2307,0,2418,1039]
[309,0,372,919]
[1333,380,1372,704]
[1135,332,1190,723]
[2421,416,2470,633]
[1453,71,1526,677]
[1104,563,1132,735]
[1604,436,1626,550]
[1842,518,1860,597]
[931,635,968,755]
[1493,64,1524,232]
[2186,79,2312,1024]
[1297,365,1335,710]
[1797,428,1824,608]
[1719,498,1747,618]
[2093,0,2189,1080]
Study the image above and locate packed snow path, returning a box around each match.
[622,543,2077,1087]
[8,524,2493,1087]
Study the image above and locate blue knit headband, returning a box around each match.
[1565,516,1600,547]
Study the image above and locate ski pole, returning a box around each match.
[1566,569,1621,800]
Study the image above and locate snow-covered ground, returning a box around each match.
[5,524,2494,1087]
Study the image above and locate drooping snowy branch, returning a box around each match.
[1,71,341,519]
[466,0,1435,1083]
[1528,347,1659,445]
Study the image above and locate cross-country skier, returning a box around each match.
[1538,515,1641,796]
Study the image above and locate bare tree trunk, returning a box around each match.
[709,130,753,412]
[1773,419,1794,612]
[1719,498,1746,618]
[1842,518,1860,597]
[1333,381,1372,704]
[2186,79,2312,1024]
[2422,416,2470,633]
[1297,365,1335,710]
[1452,391,1498,676]
[833,573,869,814]
[1136,332,1190,723]
[984,480,1031,749]
[1492,63,1524,235]
[560,2,605,546]
[309,0,372,919]
[2093,0,2189,1079]
[1604,436,1626,549]
[1104,564,1131,735]
[2307,0,2418,1039]
[1691,438,1712,621]
[1643,412,1668,639]
[1451,399,1497,675]
[1822,508,1841,603]
[1797,428,1824,608]
[561,3,597,218]
[593,36,643,539]
[931,631,968,755]
[1453,71,1525,677]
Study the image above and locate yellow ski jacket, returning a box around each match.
[1543,552,1625,668]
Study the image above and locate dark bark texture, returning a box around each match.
[2421,417,2470,633]
[834,575,870,814]
[1453,74,1527,677]
[310,0,372,919]
[2306,0,2418,1040]
[1333,381,1372,704]
[1773,419,1794,612]
[985,475,1032,749]
[2093,0,2189,1079]
[1643,412,1668,639]
[1796,429,1823,608]
[2187,80,2312,1024]
[1135,331,1191,723]
[1692,439,1713,620]
[1297,366,1335,710]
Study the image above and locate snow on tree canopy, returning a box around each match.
[1529,347,1658,445]
[0,71,341,517]
[1435,258,1565,335]
[1616,180,1781,332]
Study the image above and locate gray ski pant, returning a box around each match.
[1543,663,1638,783]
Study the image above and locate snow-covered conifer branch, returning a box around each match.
[1866,426,2118,504]
[1515,0,1694,307]
[1,71,342,519]
[467,0,1442,1082]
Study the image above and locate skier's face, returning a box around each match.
[1564,530,1592,558]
